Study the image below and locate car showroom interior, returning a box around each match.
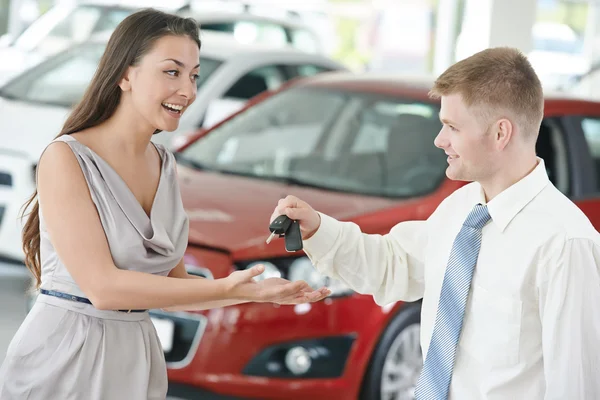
[1,0,600,399]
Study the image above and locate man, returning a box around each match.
[271,47,600,399]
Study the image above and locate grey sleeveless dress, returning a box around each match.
[0,135,189,400]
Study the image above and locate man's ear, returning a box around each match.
[495,118,513,151]
[118,66,133,92]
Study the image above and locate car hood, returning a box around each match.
[0,96,69,160]
[178,165,400,255]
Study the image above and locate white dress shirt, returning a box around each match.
[303,158,600,400]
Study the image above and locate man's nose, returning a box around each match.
[434,128,448,149]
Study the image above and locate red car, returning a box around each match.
[154,73,600,400]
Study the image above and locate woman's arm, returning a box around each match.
[37,142,318,311]
[164,260,329,310]
[163,259,250,311]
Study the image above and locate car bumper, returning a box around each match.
[162,295,398,400]
[168,383,246,400]
[0,153,35,263]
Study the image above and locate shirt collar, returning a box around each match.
[470,157,550,232]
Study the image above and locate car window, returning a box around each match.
[5,43,106,106]
[46,6,101,41]
[93,9,133,34]
[341,100,447,196]
[23,6,103,54]
[179,87,448,198]
[201,21,288,47]
[13,5,73,50]
[182,87,344,168]
[580,117,600,190]
[535,118,570,194]
[1,44,222,107]
[223,66,286,100]
[296,64,334,77]
[289,28,320,53]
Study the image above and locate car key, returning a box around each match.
[284,220,303,252]
[266,214,293,244]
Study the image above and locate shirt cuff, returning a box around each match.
[302,212,341,262]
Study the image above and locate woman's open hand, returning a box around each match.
[224,264,330,304]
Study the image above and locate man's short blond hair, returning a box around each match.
[429,47,544,140]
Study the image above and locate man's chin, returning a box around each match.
[445,167,473,182]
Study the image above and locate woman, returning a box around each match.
[0,9,329,399]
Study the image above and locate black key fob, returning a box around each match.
[269,214,293,236]
[284,220,303,252]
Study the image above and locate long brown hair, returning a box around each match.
[20,8,201,288]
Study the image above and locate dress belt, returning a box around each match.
[40,289,147,313]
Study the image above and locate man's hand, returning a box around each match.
[224,264,330,304]
[270,195,321,240]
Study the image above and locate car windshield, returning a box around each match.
[178,86,448,198]
[0,42,222,107]
[13,5,133,54]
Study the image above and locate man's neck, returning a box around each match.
[480,155,539,202]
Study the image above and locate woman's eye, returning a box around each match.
[165,70,178,77]
[192,74,199,81]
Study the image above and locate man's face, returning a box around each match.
[434,93,498,182]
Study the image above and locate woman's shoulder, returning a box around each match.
[38,135,79,169]
[152,141,178,173]
[36,136,87,191]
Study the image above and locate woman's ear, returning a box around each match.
[118,67,133,92]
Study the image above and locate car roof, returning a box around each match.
[295,71,600,106]
[180,10,314,31]
[78,0,188,11]
[76,0,314,31]
[86,30,336,63]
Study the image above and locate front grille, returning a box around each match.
[149,310,208,369]
[0,172,12,187]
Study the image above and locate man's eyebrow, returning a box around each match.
[438,112,456,125]
[161,58,200,69]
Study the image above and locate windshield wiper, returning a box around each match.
[259,174,342,192]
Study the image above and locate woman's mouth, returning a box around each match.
[162,102,184,118]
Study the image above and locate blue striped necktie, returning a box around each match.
[414,203,491,400]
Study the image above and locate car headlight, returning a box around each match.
[289,258,353,297]
[245,257,353,297]
[247,261,281,281]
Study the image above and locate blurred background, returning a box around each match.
[3,0,600,90]
[1,1,599,400]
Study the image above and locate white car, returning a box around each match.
[0,31,346,264]
[0,0,322,86]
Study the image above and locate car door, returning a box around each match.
[534,110,600,231]
[563,114,600,231]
